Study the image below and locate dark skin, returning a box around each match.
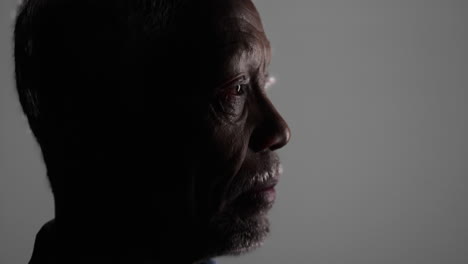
[185,0,291,257]
[17,0,289,263]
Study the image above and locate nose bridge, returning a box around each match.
[249,93,291,152]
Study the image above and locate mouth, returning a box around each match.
[244,169,279,203]
[226,164,283,215]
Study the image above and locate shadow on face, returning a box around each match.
[15,0,290,261]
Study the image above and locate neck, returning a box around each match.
[41,166,214,263]
[32,216,211,264]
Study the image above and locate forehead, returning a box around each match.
[192,0,272,80]
[210,0,265,33]
[215,23,271,75]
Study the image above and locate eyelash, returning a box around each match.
[211,77,249,118]
[232,83,248,96]
[217,76,250,98]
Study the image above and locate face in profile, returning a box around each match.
[156,0,292,257]
[124,0,290,258]
[114,0,290,258]
[14,0,290,262]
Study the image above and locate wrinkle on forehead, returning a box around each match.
[221,32,271,78]
[214,15,271,77]
[205,0,264,29]
[189,0,272,83]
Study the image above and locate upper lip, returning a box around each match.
[222,158,283,207]
[245,163,282,193]
[249,172,278,192]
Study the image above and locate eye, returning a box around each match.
[217,75,249,98]
[233,83,247,96]
[211,75,249,119]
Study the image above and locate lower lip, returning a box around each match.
[229,185,278,213]
[254,186,276,203]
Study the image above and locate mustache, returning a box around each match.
[222,151,281,207]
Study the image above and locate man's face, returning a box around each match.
[16,0,288,261]
[167,0,291,256]
[115,0,290,259]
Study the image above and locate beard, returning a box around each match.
[206,203,271,256]
[201,152,280,257]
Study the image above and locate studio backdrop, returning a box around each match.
[1,0,467,263]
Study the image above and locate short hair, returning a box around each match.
[14,0,189,193]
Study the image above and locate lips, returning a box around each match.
[246,165,280,202]
[249,163,281,190]
[226,163,282,214]
[248,171,278,193]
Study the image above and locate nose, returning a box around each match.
[249,99,291,152]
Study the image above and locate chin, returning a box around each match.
[200,159,280,258]
[206,203,272,258]
[223,216,270,256]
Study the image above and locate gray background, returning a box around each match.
[1,0,467,263]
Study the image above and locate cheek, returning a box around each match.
[194,119,251,209]
[211,122,250,166]
[211,125,250,188]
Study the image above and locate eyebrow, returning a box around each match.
[217,28,271,63]
[212,32,273,90]
[215,73,246,90]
